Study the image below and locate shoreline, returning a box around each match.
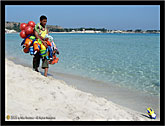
[48,31,160,34]
[5,58,160,121]
[5,29,160,34]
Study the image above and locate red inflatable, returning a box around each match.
[49,55,59,64]
[20,23,28,30]
[25,26,34,35]
[28,21,35,28]
[20,30,27,38]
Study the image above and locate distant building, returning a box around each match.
[95,31,101,33]
[5,29,17,33]
[71,30,75,32]
[85,30,95,33]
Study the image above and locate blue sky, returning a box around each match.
[5,5,160,30]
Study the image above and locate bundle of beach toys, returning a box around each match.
[20,21,59,64]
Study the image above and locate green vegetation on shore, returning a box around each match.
[5,21,63,32]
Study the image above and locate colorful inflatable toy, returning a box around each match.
[28,21,35,28]
[40,43,47,57]
[49,55,59,64]
[33,41,41,52]
[29,46,34,55]
[23,46,30,53]
[25,26,34,35]
[20,30,27,38]
[20,23,28,30]
[23,38,33,48]
[146,107,156,119]
[20,21,59,65]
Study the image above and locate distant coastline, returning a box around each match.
[48,29,160,34]
[5,28,160,34]
[5,21,160,34]
[48,30,160,34]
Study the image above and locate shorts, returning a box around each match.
[42,58,49,69]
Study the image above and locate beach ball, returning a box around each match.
[20,23,28,30]
[20,30,27,38]
[25,26,34,35]
[28,21,35,28]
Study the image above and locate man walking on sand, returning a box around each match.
[33,15,49,77]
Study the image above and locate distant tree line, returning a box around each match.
[145,30,160,33]
[6,23,21,32]
[130,29,160,33]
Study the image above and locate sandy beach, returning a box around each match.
[5,58,159,121]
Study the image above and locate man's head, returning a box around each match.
[40,15,47,27]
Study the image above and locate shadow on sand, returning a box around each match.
[141,114,152,119]
[40,71,53,77]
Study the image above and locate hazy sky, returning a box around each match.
[5,5,160,30]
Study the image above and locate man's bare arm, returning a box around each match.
[34,30,47,47]
[47,28,49,34]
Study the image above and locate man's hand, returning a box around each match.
[45,38,49,41]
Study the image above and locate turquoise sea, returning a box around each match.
[5,33,160,96]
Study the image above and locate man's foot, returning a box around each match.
[35,68,39,72]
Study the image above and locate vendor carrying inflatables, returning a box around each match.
[19,15,59,77]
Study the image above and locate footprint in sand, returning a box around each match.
[50,92,56,99]
[73,116,80,120]
[38,97,44,101]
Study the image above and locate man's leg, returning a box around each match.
[33,52,40,72]
[44,68,48,77]
[42,57,49,77]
